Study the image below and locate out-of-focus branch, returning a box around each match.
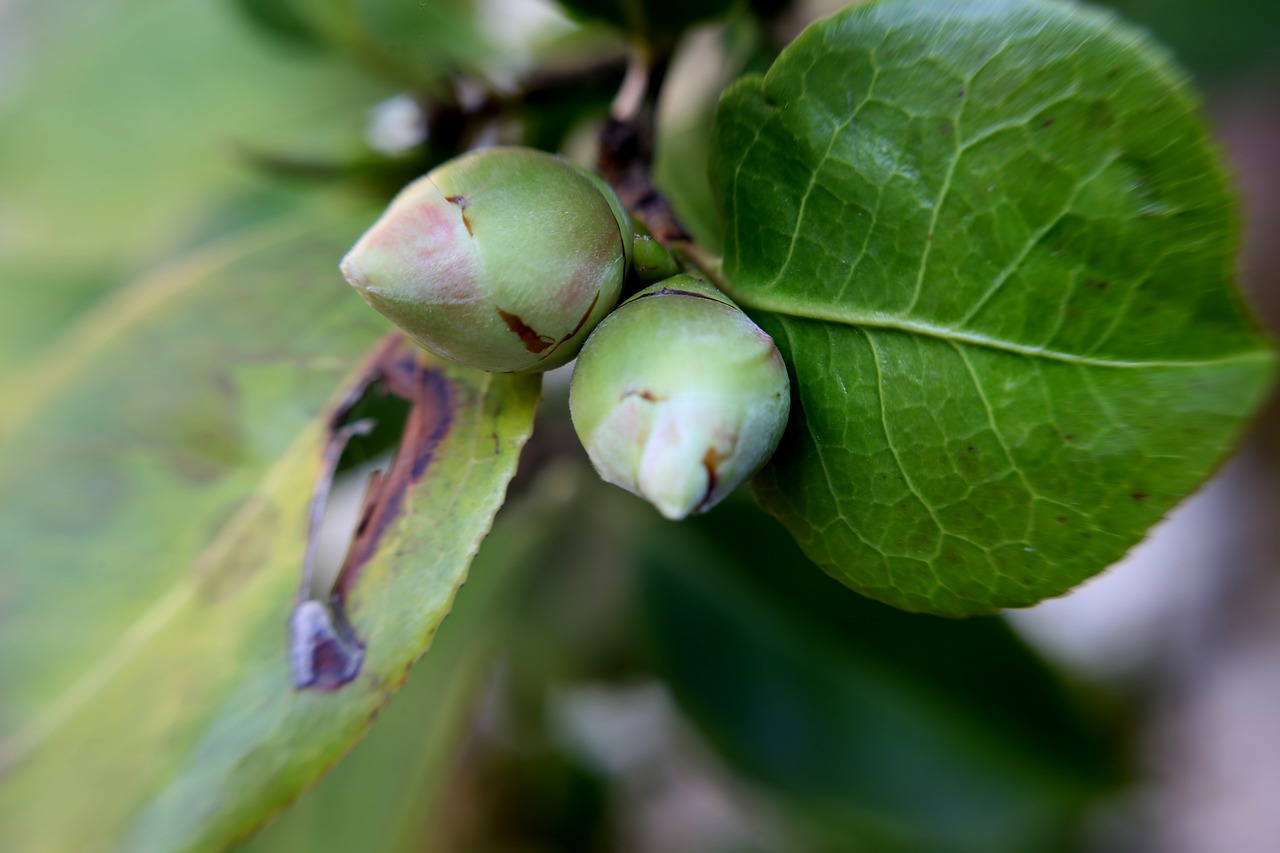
[597,49,690,245]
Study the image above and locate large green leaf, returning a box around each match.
[710,0,1276,614]
[0,207,540,852]
[638,498,1124,852]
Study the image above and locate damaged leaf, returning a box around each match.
[0,209,541,853]
[239,461,580,853]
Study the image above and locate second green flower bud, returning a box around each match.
[570,276,791,520]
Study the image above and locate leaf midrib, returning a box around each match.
[729,291,1272,370]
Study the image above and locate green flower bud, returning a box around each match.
[340,147,634,373]
[569,275,790,520]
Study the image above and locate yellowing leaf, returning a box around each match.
[0,209,540,852]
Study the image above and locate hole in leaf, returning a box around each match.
[307,374,412,600]
[291,334,455,690]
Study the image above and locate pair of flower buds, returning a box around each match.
[340,147,789,520]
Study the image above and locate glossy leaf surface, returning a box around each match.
[0,209,540,853]
[712,0,1276,614]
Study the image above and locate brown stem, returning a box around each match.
[597,48,690,246]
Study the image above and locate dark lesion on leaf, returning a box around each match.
[291,333,455,690]
[290,597,364,691]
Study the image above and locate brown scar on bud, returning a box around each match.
[566,291,602,341]
[698,446,732,512]
[292,333,455,691]
[621,388,665,403]
[498,308,555,353]
[445,195,473,237]
[532,290,603,366]
[626,286,733,308]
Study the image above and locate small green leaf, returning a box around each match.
[638,499,1124,852]
[711,0,1276,614]
[0,208,540,853]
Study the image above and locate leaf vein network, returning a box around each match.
[787,321,875,553]
[768,79,875,290]
[864,331,949,572]
[901,30,1024,313]
[958,151,1119,329]
[950,341,1039,542]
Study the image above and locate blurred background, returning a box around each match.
[2,0,1279,850]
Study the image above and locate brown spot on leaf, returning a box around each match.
[498,308,555,354]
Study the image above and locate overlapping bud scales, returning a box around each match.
[569,276,791,520]
[340,147,633,373]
